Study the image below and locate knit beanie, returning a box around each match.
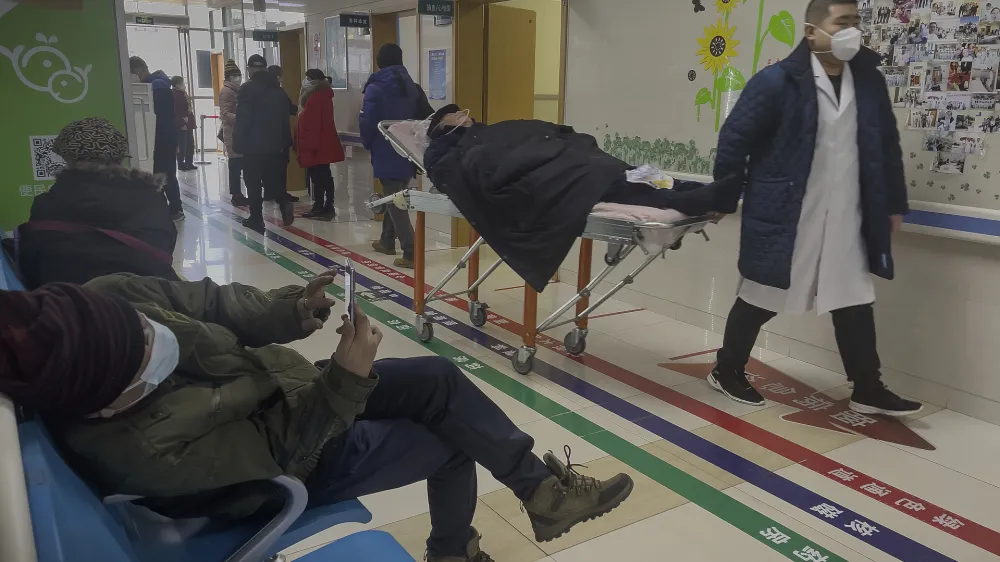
[53,117,130,164]
[376,43,404,69]
[0,284,146,418]
[224,59,241,79]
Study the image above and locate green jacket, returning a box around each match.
[55,274,377,520]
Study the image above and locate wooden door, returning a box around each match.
[485,4,536,124]
[279,28,306,193]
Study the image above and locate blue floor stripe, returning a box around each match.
[182,196,955,562]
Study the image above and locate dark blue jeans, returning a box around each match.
[305,356,551,557]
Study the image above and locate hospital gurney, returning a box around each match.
[369,120,714,375]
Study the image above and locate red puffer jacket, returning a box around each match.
[295,82,345,168]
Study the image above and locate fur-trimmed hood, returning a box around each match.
[299,78,332,108]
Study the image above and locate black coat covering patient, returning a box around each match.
[424,110,741,292]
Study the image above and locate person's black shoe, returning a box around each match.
[303,207,334,221]
[279,201,295,227]
[707,367,766,406]
[850,384,923,417]
[288,194,300,202]
[231,194,250,207]
[242,217,265,234]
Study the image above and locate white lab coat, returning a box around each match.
[738,54,875,315]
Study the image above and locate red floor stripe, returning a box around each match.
[246,208,1000,556]
[588,308,645,320]
[668,348,720,361]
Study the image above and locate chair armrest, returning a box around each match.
[226,475,308,562]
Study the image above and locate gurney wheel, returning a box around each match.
[367,193,387,215]
[512,353,534,375]
[564,332,587,356]
[417,322,434,343]
[469,303,489,327]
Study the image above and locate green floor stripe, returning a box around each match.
[193,209,849,561]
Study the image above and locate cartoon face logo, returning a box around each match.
[0,33,91,103]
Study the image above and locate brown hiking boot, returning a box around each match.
[425,527,494,562]
[522,446,634,542]
[394,257,414,269]
[372,240,396,255]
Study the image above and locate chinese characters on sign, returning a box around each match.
[418,0,454,16]
[18,184,48,197]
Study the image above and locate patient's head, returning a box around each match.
[53,117,130,168]
[0,283,176,418]
[428,104,473,139]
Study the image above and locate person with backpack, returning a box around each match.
[359,43,434,269]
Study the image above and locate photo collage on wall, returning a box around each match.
[863,0,1000,173]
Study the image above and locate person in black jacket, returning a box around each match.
[17,117,179,289]
[130,56,184,222]
[233,54,295,233]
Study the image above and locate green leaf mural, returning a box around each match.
[717,65,747,92]
[695,87,713,121]
[768,10,795,48]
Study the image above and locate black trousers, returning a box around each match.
[717,298,883,389]
[243,153,286,221]
[228,156,244,197]
[177,130,195,168]
[307,164,334,209]
[153,145,181,214]
[306,357,550,558]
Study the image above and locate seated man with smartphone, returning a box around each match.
[0,270,633,562]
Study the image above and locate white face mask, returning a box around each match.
[811,25,862,62]
[230,76,243,87]
[92,316,180,419]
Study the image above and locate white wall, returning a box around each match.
[564,0,1000,425]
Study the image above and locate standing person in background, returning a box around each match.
[710,0,922,416]
[130,57,183,222]
[360,43,434,269]
[233,54,295,233]
[297,69,345,220]
[170,76,197,172]
[268,64,300,204]
[219,60,249,206]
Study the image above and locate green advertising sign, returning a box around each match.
[418,0,454,17]
[0,0,126,230]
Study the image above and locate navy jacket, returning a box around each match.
[359,66,423,179]
[714,41,908,290]
[145,71,178,155]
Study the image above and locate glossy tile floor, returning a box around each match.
[174,158,1000,561]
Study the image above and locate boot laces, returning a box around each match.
[556,445,600,496]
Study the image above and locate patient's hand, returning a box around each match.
[297,270,337,333]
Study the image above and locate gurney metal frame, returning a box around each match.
[368,122,504,342]
[371,120,713,375]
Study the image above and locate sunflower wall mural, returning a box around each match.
[694,0,796,131]
[566,0,800,176]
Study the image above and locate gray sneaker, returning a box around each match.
[426,527,494,562]
[522,446,634,542]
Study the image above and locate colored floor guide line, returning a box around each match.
[182,197,956,562]
[179,203,847,562]
[182,189,1000,559]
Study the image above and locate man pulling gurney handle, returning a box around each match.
[422,104,742,292]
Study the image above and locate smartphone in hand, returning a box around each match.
[344,258,356,323]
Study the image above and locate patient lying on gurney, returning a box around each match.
[421,104,741,292]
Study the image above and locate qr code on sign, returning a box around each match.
[30,136,65,181]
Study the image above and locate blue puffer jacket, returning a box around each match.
[714,41,908,290]
[359,66,422,179]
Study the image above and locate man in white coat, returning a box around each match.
[710,0,922,416]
